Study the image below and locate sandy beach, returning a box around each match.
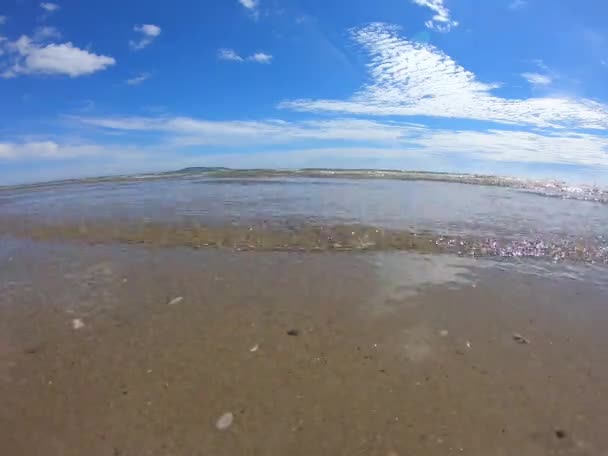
[1,235,607,455]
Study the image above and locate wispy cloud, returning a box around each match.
[40,2,60,13]
[238,0,259,16]
[0,141,102,159]
[508,0,527,10]
[248,52,272,63]
[129,24,161,50]
[126,72,151,85]
[75,116,408,145]
[281,23,608,130]
[70,114,608,168]
[521,72,552,86]
[218,48,272,64]
[32,26,62,41]
[0,35,115,78]
[218,48,244,62]
[411,0,458,32]
[0,15,7,25]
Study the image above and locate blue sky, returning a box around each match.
[1,0,608,184]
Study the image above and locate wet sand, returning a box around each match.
[1,239,607,455]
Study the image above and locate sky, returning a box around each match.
[1,0,608,185]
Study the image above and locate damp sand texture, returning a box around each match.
[1,175,608,455]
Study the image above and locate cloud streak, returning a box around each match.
[521,72,552,86]
[126,72,151,85]
[218,48,244,62]
[71,114,608,167]
[218,48,272,63]
[281,23,608,130]
[411,0,458,32]
[40,2,60,13]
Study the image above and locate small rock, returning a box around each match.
[250,344,259,352]
[168,296,184,306]
[216,412,234,430]
[512,333,530,344]
[555,429,566,439]
[287,329,300,336]
[466,341,471,349]
[72,319,85,330]
[439,329,449,337]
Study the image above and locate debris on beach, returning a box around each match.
[555,429,567,439]
[168,296,184,306]
[287,329,300,336]
[72,319,85,330]
[512,333,530,344]
[216,412,234,430]
[466,340,471,349]
[250,344,259,352]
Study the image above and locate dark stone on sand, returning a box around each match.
[24,345,43,355]
[555,429,566,439]
[287,329,300,336]
[512,333,530,344]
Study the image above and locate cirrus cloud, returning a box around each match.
[40,2,60,13]
[70,114,608,168]
[218,48,272,64]
[411,0,458,32]
[281,23,608,130]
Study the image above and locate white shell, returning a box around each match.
[72,319,85,330]
[216,412,234,430]
[168,296,184,306]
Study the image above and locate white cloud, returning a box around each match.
[218,48,244,62]
[411,0,458,32]
[219,49,272,63]
[130,24,161,50]
[248,52,272,63]
[0,141,102,159]
[521,72,552,86]
[126,72,151,85]
[72,114,608,167]
[508,0,527,10]
[281,23,608,130]
[238,0,260,18]
[239,0,258,10]
[40,2,60,12]
[75,116,410,145]
[0,35,115,78]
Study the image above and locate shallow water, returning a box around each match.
[2,176,608,264]
[1,176,606,239]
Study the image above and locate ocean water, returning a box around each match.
[1,174,607,263]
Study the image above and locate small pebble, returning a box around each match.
[439,330,449,337]
[466,341,471,348]
[168,296,184,306]
[287,329,300,336]
[216,412,234,430]
[250,344,259,352]
[72,319,85,330]
[512,333,530,344]
[555,429,566,439]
